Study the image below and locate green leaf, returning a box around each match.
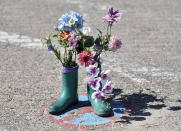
[96,28,102,35]
[53,34,57,37]
[47,39,51,46]
[95,38,101,45]
[84,36,94,47]
[76,46,84,54]
[78,30,83,35]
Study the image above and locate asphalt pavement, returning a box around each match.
[0,0,181,130]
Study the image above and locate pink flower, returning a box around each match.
[92,90,104,99]
[102,81,113,94]
[101,70,110,84]
[88,77,101,91]
[77,51,94,67]
[86,63,99,77]
[102,8,121,23]
[109,36,122,51]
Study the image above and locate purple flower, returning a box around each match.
[88,77,101,91]
[93,43,102,51]
[48,45,53,51]
[102,81,113,94]
[102,8,121,23]
[86,63,99,77]
[68,33,82,48]
[101,70,110,84]
[92,90,104,99]
[109,36,122,51]
[68,39,77,47]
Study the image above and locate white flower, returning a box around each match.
[101,70,110,84]
[102,80,113,94]
[92,90,104,99]
[88,77,101,91]
[86,63,99,77]
[82,27,91,36]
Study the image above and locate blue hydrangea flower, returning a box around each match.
[58,13,73,31]
[70,11,83,30]
[58,11,84,32]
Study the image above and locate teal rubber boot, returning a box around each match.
[87,84,111,117]
[48,66,79,114]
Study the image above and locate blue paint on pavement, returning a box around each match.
[71,113,111,125]
[79,95,88,101]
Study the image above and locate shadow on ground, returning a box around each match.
[177,100,181,103]
[113,89,166,124]
[168,106,181,111]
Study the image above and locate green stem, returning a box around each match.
[97,54,103,90]
[106,22,110,35]
[64,47,67,66]
[98,56,101,76]
[74,51,77,62]
[59,50,63,64]
[52,48,60,61]
[109,22,113,36]
[82,39,85,50]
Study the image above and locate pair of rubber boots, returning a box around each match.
[48,66,111,116]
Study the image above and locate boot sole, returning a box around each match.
[49,100,78,115]
[95,112,111,117]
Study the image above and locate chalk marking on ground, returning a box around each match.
[0,30,43,48]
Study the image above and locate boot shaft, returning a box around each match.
[61,66,79,96]
[62,71,78,92]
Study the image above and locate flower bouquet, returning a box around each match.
[41,8,122,116]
